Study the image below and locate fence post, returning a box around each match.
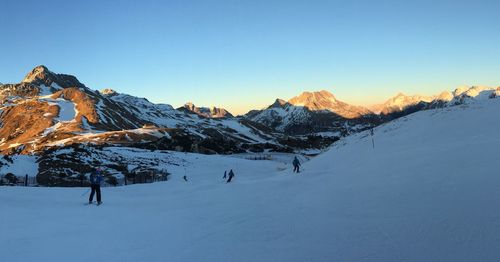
[25,174,28,186]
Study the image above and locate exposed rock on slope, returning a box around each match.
[180,102,234,118]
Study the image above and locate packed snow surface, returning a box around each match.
[1,99,500,261]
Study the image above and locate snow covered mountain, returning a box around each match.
[245,90,379,135]
[374,86,499,120]
[376,92,433,113]
[288,90,373,118]
[2,92,499,261]
[0,66,300,156]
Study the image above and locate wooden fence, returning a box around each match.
[0,172,169,187]
[0,174,38,186]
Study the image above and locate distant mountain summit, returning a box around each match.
[269,98,289,108]
[376,92,434,117]
[179,102,234,118]
[381,93,432,111]
[246,90,378,135]
[374,86,498,120]
[288,90,373,118]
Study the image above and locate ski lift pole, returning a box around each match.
[370,128,375,149]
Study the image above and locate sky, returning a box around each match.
[1,0,499,115]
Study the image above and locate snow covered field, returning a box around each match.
[1,99,500,262]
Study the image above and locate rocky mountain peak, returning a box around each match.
[210,107,233,118]
[184,102,196,111]
[384,92,433,107]
[100,88,118,96]
[288,90,342,111]
[22,65,52,83]
[269,98,288,108]
[436,91,453,102]
[21,65,85,89]
[289,90,337,107]
[378,92,435,117]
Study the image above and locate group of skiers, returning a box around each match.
[85,156,303,204]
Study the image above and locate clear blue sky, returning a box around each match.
[1,0,499,114]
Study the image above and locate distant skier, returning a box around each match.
[89,167,103,205]
[223,170,227,179]
[183,175,188,182]
[226,169,235,183]
[292,156,301,173]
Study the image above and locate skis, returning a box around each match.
[85,201,103,206]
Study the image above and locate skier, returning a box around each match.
[226,169,235,183]
[89,167,103,205]
[223,170,227,179]
[292,156,301,173]
[183,175,188,182]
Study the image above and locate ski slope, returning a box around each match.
[1,98,500,262]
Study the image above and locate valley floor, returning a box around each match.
[1,99,500,262]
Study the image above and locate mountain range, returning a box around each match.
[1,65,498,185]
[0,66,284,155]
[245,90,379,135]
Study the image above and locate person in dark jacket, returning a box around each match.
[293,156,301,173]
[89,168,103,205]
[226,169,235,183]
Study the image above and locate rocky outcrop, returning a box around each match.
[180,102,234,118]
[0,83,42,102]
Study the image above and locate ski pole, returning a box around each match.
[81,188,90,196]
